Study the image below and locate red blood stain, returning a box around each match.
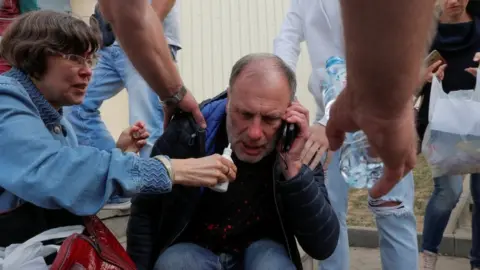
[207,224,214,230]
[227,225,232,229]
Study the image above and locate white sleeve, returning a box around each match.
[273,0,304,72]
[308,73,328,126]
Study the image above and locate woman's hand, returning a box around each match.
[116,121,149,153]
[465,52,480,77]
[422,60,447,83]
[170,154,237,187]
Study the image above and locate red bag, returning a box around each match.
[50,215,136,270]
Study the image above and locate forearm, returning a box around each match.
[99,0,182,99]
[341,0,436,119]
[152,0,176,21]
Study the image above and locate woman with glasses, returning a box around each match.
[0,10,236,247]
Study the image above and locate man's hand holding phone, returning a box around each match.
[279,101,310,179]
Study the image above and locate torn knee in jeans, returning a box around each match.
[368,199,408,216]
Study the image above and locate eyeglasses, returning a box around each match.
[56,52,98,68]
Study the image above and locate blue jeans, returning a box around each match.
[319,151,418,270]
[64,44,178,158]
[153,239,296,270]
[422,173,480,267]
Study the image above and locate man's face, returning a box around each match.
[226,67,291,163]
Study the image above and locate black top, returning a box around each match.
[175,117,284,255]
[417,17,480,139]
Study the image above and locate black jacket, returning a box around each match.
[126,92,340,270]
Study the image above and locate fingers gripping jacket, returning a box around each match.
[210,144,232,192]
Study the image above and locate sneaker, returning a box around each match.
[103,195,131,210]
[421,251,438,270]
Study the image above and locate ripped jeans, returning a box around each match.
[319,151,418,270]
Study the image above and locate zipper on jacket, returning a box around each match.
[272,159,293,260]
[162,220,190,255]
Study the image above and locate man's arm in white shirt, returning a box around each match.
[273,0,304,73]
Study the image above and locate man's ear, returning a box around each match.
[226,87,230,110]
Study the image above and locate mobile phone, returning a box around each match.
[425,50,446,72]
[280,122,299,153]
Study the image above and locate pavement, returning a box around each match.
[350,247,470,270]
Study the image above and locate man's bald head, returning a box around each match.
[228,53,296,100]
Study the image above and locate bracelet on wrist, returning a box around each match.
[153,155,175,181]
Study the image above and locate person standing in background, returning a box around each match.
[274,0,418,269]
[417,0,480,269]
[64,0,181,210]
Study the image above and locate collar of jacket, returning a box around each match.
[3,68,63,127]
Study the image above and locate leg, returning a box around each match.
[154,243,222,270]
[64,46,125,151]
[470,173,480,268]
[422,175,463,255]
[318,150,351,270]
[371,172,419,270]
[243,239,295,270]
[123,59,164,158]
[122,45,179,158]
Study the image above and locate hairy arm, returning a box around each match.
[98,0,182,100]
[152,0,176,21]
[341,0,436,118]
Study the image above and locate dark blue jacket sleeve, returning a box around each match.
[127,194,162,270]
[277,164,339,260]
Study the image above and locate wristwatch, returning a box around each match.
[161,85,187,106]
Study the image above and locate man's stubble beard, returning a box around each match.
[226,115,279,164]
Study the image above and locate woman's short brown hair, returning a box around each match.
[0,10,101,79]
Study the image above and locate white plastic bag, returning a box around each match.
[422,70,480,177]
[0,225,84,270]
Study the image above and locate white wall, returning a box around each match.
[177,0,314,110]
[71,0,313,140]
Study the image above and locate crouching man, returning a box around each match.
[126,53,340,270]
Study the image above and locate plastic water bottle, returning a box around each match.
[323,57,347,120]
[339,132,384,189]
[322,56,384,189]
[210,143,233,192]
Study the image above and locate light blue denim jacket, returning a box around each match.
[0,69,172,215]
